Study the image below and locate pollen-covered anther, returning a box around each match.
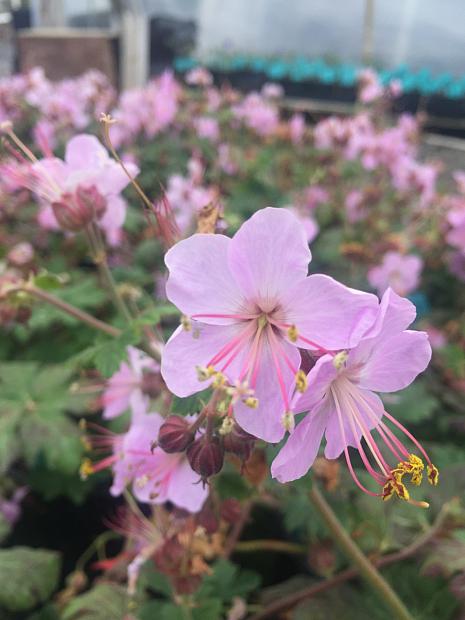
[196,365,216,381]
[80,436,92,452]
[333,350,349,370]
[181,315,192,331]
[219,417,235,436]
[427,463,439,486]
[79,458,94,480]
[287,324,299,343]
[281,411,295,432]
[295,369,308,393]
[212,371,227,389]
[382,477,410,502]
[135,475,150,488]
[243,396,259,409]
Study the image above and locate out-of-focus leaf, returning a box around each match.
[0,547,61,612]
[62,584,127,620]
[192,599,223,620]
[215,470,252,501]
[198,559,260,602]
[383,379,437,424]
[32,271,68,291]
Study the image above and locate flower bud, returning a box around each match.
[51,192,91,232]
[223,424,255,461]
[75,184,107,220]
[187,436,224,479]
[140,370,163,398]
[157,415,194,453]
[196,504,219,534]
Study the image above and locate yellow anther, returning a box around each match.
[295,369,308,393]
[181,315,192,331]
[258,315,268,329]
[287,324,299,343]
[79,418,87,430]
[427,463,439,486]
[80,436,92,452]
[212,372,227,389]
[135,475,150,488]
[333,350,349,370]
[219,417,235,436]
[382,480,395,502]
[383,478,410,502]
[243,396,259,409]
[408,454,424,469]
[196,365,216,381]
[411,471,423,486]
[281,411,295,432]
[79,458,94,480]
[217,398,230,415]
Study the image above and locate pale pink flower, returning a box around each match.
[345,190,367,223]
[24,134,138,246]
[185,67,213,87]
[161,207,378,442]
[289,113,305,145]
[232,93,279,137]
[368,251,423,296]
[305,185,329,211]
[194,117,220,142]
[261,83,284,99]
[85,413,208,513]
[358,68,384,104]
[272,289,436,505]
[102,347,160,420]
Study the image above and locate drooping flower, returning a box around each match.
[271,288,437,505]
[161,207,379,442]
[102,346,160,420]
[368,251,423,296]
[15,134,139,246]
[81,412,208,513]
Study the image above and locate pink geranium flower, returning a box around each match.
[368,251,423,296]
[272,289,437,505]
[161,207,378,442]
[25,134,138,246]
[102,346,160,420]
[289,113,305,145]
[83,412,207,513]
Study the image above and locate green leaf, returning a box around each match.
[0,547,61,612]
[32,271,68,291]
[383,379,437,424]
[192,599,223,620]
[214,470,252,501]
[21,415,82,474]
[62,584,127,620]
[198,559,260,603]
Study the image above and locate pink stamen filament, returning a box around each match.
[354,389,411,461]
[239,322,264,383]
[382,410,432,467]
[338,389,388,482]
[331,387,381,497]
[267,318,333,355]
[267,326,290,412]
[191,312,259,321]
[250,334,264,388]
[207,322,255,368]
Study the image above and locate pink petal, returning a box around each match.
[324,389,383,459]
[165,234,245,324]
[166,459,208,512]
[234,335,299,443]
[293,354,337,413]
[161,322,246,397]
[282,275,378,350]
[364,288,417,340]
[271,399,329,482]
[358,330,431,393]
[228,207,311,304]
[65,134,109,170]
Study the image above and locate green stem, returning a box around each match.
[17,286,121,337]
[309,483,414,620]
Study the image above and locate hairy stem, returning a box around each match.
[249,500,452,620]
[308,483,414,620]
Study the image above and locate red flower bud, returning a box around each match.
[223,424,256,461]
[51,192,88,231]
[75,184,107,220]
[186,436,224,479]
[157,415,194,453]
